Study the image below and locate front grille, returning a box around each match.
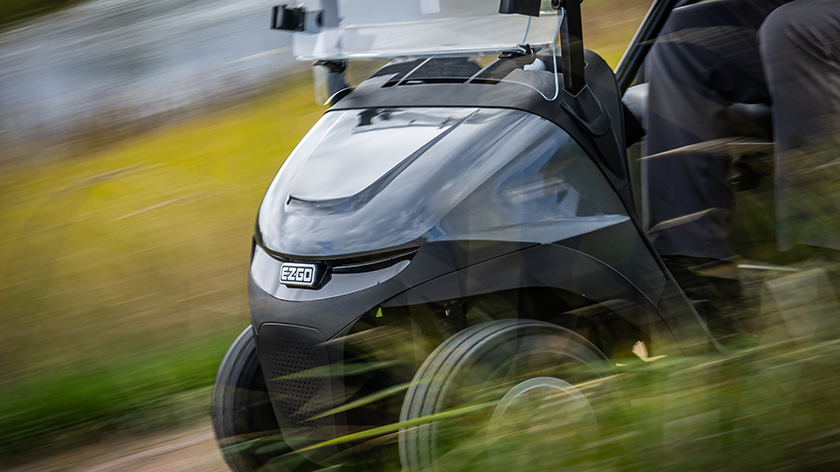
[257,323,337,450]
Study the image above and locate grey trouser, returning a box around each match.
[643,0,840,258]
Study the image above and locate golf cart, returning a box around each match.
[211,0,778,470]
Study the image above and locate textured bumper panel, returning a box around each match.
[257,323,337,453]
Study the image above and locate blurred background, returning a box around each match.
[7,0,838,471]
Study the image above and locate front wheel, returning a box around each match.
[399,319,622,472]
[212,327,315,472]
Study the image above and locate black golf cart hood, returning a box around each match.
[256,106,629,259]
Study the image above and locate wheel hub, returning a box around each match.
[486,377,599,470]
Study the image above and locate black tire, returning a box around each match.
[399,319,620,472]
[212,327,309,472]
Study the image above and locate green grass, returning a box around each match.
[0,73,324,459]
[0,331,231,456]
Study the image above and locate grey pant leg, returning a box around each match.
[643,0,783,260]
[759,0,840,251]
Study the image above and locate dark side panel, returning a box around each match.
[554,219,667,304]
[381,243,676,350]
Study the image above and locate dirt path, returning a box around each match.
[3,422,229,472]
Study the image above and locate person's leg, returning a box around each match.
[759,0,840,253]
[644,0,787,337]
[644,0,784,260]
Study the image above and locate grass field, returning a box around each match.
[0,74,323,458]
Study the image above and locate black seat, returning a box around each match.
[622,83,773,142]
[726,102,772,138]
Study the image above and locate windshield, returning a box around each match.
[291,0,561,60]
[287,0,564,104]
